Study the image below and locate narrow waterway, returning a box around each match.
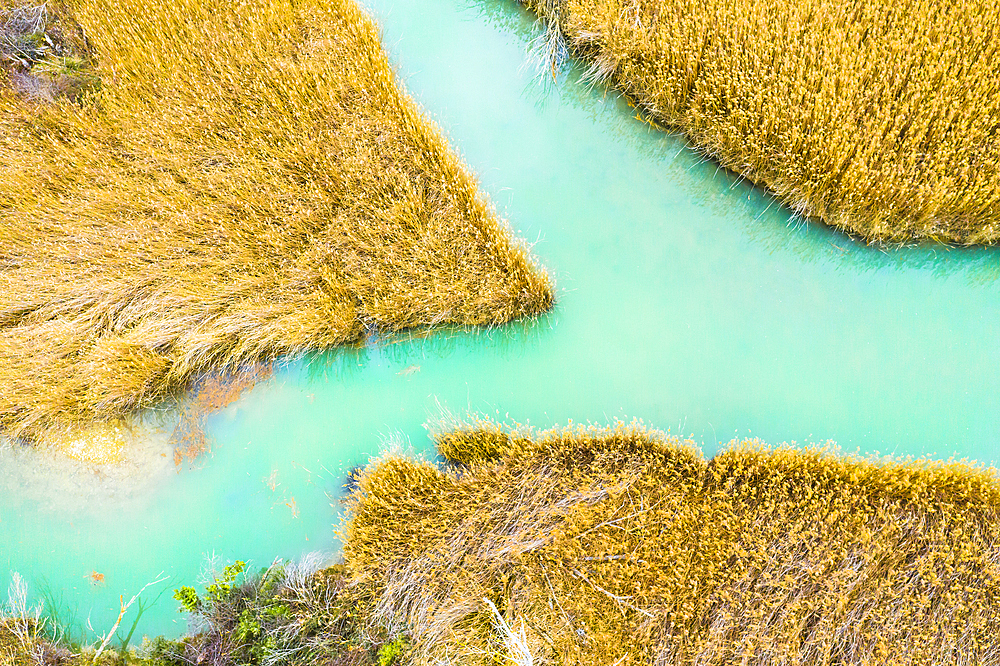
[2,0,999,643]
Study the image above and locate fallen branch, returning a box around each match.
[90,572,168,663]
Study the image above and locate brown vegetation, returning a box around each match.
[346,422,1000,664]
[170,365,272,468]
[7,424,998,665]
[520,0,1000,244]
[0,0,553,443]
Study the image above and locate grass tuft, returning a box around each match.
[1,1,97,102]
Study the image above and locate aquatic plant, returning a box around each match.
[170,366,271,469]
[88,574,167,664]
[1,573,45,665]
[345,421,1000,664]
[3,557,398,665]
[114,590,167,660]
[517,0,1000,244]
[0,573,74,666]
[0,0,553,444]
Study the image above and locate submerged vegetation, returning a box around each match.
[519,0,1000,244]
[346,422,1000,664]
[0,0,553,444]
[2,558,407,666]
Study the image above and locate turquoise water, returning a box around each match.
[3,0,1000,645]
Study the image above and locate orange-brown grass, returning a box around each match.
[520,0,1000,244]
[346,422,1000,665]
[170,364,271,468]
[0,0,553,443]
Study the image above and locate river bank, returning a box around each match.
[7,421,997,665]
[0,0,552,446]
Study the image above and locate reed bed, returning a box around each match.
[0,0,553,443]
[346,422,1000,665]
[520,0,1000,244]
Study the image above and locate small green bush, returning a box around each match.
[170,587,201,615]
[377,636,409,666]
[162,560,396,666]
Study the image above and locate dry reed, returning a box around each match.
[0,0,553,442]
[520,0,1000,244]
[346,422,1000,665]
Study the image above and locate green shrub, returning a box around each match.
[377,636,409,666]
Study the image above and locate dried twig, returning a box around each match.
[90,572,167,663]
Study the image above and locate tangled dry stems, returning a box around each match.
[346,422,1000,665]
[0,2,95,102]
[155,559,398,666]
[0,3,46,64]
[520,0,1000,245]
[6,425,998,665]
[1,557,397,666]
[0,0,553,443]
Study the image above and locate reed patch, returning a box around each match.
[4,425,998,664]
[345,422,1000,664]
[518,0,1000,244]
[0,0,553,443]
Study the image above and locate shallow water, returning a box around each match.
[3,0,1000,644]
